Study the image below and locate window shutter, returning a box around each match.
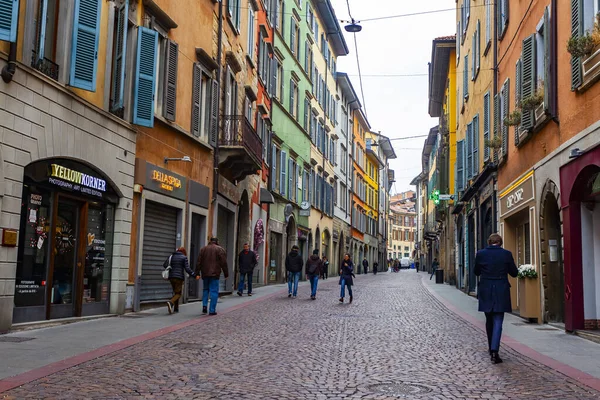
[456,140,464,191]
[271,58,277,97]
[456,21,460,64]
[289,79,293,114]
[483,92,490,161]
[463,55,469,100]
[502,81,509,156]
[521,35,536,131]
[0,0,19,42]
[571,0,583,90]
[36,0,48,60]
[310,170,314,204]
[210,80,219,147]
[472,31,476,80]
[191,65,201,137]
[473,114,479,175]
[280,66,284,101]
[486,0,490,46]
[280,150,287,196]
[271,145,277,190]
[236,0,241,29]
[133,27,158,127]
[70,0,102,91]
[163,40,178,121]
[111,0,128,112]
[288,158,293,200]
[497,0,503,39]
[304,98,309,131]
[466,122,473,179]
[290,18,296,54]
[493,94,499,161]
[543,6,551,113]
[476,20,481,72]
[281,1,285,38]
[515,59,522,146]
[228,0,233,16]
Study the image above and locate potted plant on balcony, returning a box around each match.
[517,264,540,321]
[504,110,522,127]
[484,136,502,150]
[520,84,544,112]
[567,21,600,59]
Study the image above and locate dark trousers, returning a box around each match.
[322,268,328,279]
[169,278,184,310]
[485,312,505,352]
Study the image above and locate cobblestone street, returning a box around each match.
[2,272,600,399]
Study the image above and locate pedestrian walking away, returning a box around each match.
[430,258,439,280]
[306,249,323,300]
[285,245,303,298]
[196,237,229,315]
[373,261,378,275]
[237,243,258,297]
[474,233,518,364]
[362,257,368,275]
[164,247,195,314]
[321,256,329,280]
[340,253,355,303]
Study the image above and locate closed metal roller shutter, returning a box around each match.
[140,201,178,302]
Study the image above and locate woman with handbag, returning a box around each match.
[339,253,355,304]
[163,247,196,314]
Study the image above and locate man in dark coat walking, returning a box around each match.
[237,243,257,297]
[305,249,323,300]
[196,238,229,315]
[362,258,368,275]
[474,233,518,364]
[285,245,303,298]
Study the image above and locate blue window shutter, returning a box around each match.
[111,0,128,112]
[70,0,102,91]
[483,92,490,161]
[457,140,465,192]
[473,114,479,176]
[271,145,277,191]
[280,150,287,196]
[37,0,48,60]
[0,0,20,43]
[466,122,472,180]
[288,158,293,200]
[133,27,158,127]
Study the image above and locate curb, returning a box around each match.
[421,275,600,393]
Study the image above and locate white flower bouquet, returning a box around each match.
[517,264,538,279]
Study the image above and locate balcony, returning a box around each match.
[31,51,59,81]
[219,115,263,182]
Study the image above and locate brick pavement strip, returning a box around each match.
[2,272,600,399]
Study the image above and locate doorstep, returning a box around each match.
[575,330,600,345]
[8,314,117,333]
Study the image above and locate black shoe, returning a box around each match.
[237,291,242,296]
[174,309,179,313]
[288,293,292,298]
[209,312,217,316]
[349,296,353,304]
[491,352,503,364]
[202,306,207,315]
[339,297,344,303]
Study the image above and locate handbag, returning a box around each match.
[162,256,172,280]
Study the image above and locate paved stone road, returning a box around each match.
[3,272,599,399]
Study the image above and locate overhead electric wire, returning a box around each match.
[353,33,368,118]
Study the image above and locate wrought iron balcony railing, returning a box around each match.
[31,51,59,81]
[220,115,263,166]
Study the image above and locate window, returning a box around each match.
[498,0,508,39]
[483,92,490,161]
[279,1,285,36]
[276,61,284,100]
[472,20,480,80]
[244,95,254,123]
[340,183,347,210]
[258,33,271,83]
[306,6,314,32]
[496,80,509,157]
[247,6,255,59]
[290,17,300,57]
[225,66,238,116]
[280,150,287,196]
[472,114,479,177]
[288,158,296,201]
[110,1,129,115]
[228,0,242,31]
[485,0,492,52]
[463,54,469,101]
[191,64,214,142]
[303,170,308,202]
[456,139,465,191]
[340,146,347,174]
[271,145,279,191]
[456,21,461,65]
[289,79,299,119]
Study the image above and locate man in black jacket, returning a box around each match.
[306,250,323,300]
[362,258,368,275]
[285,245,303,298]
[237,243,258,297]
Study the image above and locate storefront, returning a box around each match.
[14,159,119,323]
[499,170,540,321]
[134,160,186,306]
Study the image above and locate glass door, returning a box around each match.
[49,198,80,319]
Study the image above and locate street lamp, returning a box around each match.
[344,20,362,33]
[164,156,192,164]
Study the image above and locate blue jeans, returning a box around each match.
[309,274,319,297]
[485,312,505,352]
[237,272,252,294]
[202,277,220,313]
[340,278,353,298]
[288,271,301,296]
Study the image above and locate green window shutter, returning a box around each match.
[515,59,522,146]
[163,40,178,121]
[0,0,19,42]
[464,54,469,100]
[571,0,583,90]
[456,140,465,192]
[521,35,536,131]
[271,145,277,190]
[502,81,509,156]
[543,6,551,112]
[210,80,219,147]
[70,0,102,91]
[111,0,128,112]
[493,94,499,161]
[483,92,490,161]
[280,150,287,196]
[290,18,296,54]
[466,122,473,179]
[133,27,158,127]
[191,64,201,137]
[473,114,479,175]
[472,32,476,80]
[288,158,293,200]
[476,20,481,72]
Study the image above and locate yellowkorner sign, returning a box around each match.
[50,164,107,192]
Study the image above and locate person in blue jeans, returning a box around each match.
[285,245,303,298]
[339,253,355,304]
[237,243,258,297]
[195,237,229,315]
[305,249,323,300]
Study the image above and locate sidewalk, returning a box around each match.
[0,281,300,381]
[422,273,600,386]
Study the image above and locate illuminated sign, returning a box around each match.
[151,170,182,192]
[49,164,106,192]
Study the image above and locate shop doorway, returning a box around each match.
[268,231,282,283]
[458,219,465,290]
[481,200,494,248]
[542,190,564,323]
[188,213,206,300]
[217,206,235,292]
[235,192,251,288]
[468,214,476,294]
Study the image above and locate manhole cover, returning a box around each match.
[368,382,433,397]
[170,343,218,351]
[0,336,35,343]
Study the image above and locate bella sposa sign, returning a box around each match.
[48,164,107,197]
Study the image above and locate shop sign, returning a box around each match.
[500,173,534,217]
[480,180,494,203]
[139,161,187,201]
[151,170,182,192]
[48,164,106,198]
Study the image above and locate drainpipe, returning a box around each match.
[212,0,224,205]
[551,0,558,121]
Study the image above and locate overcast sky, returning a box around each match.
[330,0,455,194]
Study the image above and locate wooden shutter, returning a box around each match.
[473,114,479,176]
[191,65,201,137]
[70,0,102,91]
[521,35,536,131]
[515,59,522,146]
[502,81,509,156]
[571,0,583,90]
[288,158,293,200]
[210,80,219,147]
[456,140,464,191]
[271,145,277,190]
[0,0,19,42]
[493,94,499,161]
[466,122,473,180]
[163,40,178,121]
[290,18,296,55]
[456,21,460,64]
[483,92,490,161]
[543,6,551,113]
[280,151,287,196]
[271,58,277,97]
[111,1,128,112]
[133,27,158,127]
